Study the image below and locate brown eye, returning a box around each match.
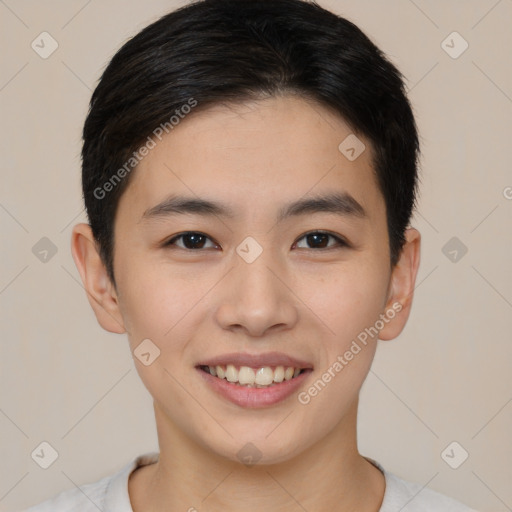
[294,231,348,250]
[166,232,217,250]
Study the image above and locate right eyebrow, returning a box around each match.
[141,195,236,221]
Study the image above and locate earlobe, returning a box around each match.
[378,227,421,341]
[71,223,126,334]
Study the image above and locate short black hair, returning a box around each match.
[82,0,420,284]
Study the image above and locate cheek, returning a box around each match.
[115,256,192,349]
[300,261,390,346]
[115,268,198,405]
[293,265,388,429]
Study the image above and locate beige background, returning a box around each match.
[1,1,511,510]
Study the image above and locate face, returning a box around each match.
[75,95,419,465]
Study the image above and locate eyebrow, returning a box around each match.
[141,192,367,222]
[277,192,367,222]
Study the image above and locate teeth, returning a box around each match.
[225,364,237,383]
[255,367,274,386]
[204,364,304,387]
[238,366,256,385]
[274,366,284,383]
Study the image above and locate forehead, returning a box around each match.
[118,95,384,222]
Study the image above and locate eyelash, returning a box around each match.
[164,231,349,251]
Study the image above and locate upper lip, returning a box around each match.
[197,352,313,369]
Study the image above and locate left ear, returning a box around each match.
[378,227,421,341]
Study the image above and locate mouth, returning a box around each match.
[198,364,309,388]
[195,352,313,408]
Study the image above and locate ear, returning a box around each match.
[378,227,421,341]
[71,223,126,334]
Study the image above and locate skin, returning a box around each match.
[72,95,421,512]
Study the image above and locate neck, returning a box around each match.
[129,400,385,512]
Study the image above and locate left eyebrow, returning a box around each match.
[141,191,367,222]
[277,192,367,222]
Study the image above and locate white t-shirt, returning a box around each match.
[22,452,477,511]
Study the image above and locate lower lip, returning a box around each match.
[196,368,312,408]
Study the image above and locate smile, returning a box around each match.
[199,364,306,388]
[196,352,313,407]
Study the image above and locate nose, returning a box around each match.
[214,249,299,338]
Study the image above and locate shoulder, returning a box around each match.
[380,469,478,512]
[21,452,159,512]
[22,472,113,512]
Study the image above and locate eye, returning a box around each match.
[293,231,348,250]
[165,232,219,250]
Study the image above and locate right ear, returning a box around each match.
[71,223,126,334]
